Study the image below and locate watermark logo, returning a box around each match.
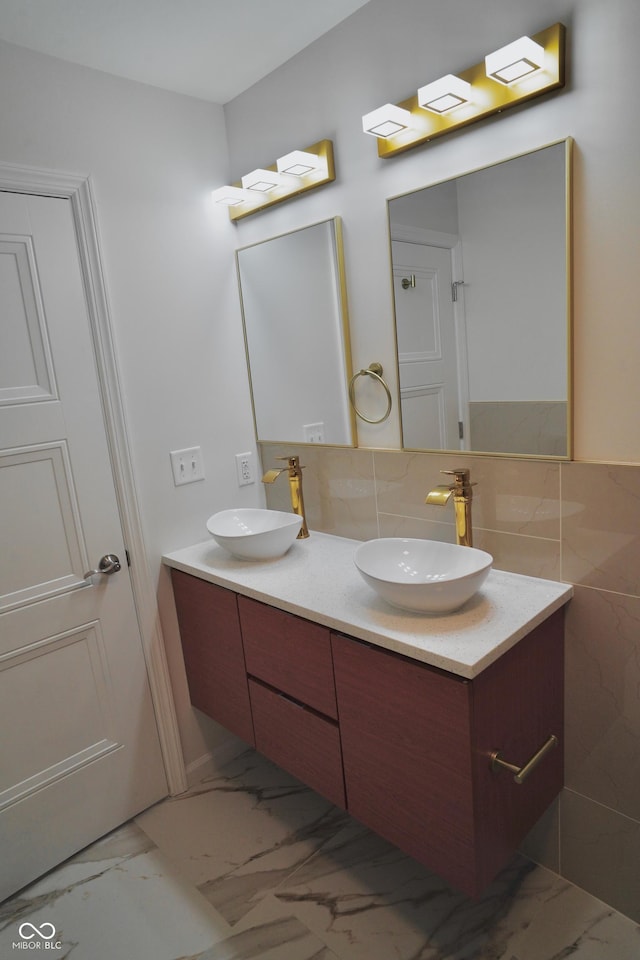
[12,922,62,951]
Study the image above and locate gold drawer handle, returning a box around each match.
[490,734,558,785]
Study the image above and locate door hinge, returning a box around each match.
[458,421,464,440]
[452,280,465,302]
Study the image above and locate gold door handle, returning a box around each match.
[489,734,558,784]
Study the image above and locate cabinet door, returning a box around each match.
[171,570,254,745]
[332,633,478,895]
[470,610,564,891]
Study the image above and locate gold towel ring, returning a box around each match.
[348,362,392,424]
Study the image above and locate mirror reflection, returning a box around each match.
[237,217,355,446]
[388,140,571,458]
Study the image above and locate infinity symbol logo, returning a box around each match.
[18,922,56,940]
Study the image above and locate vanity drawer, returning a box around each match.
[248,678,345,809]
[238,596,337,719]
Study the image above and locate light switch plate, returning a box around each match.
[303,422,325,443]
[170,447,205,486]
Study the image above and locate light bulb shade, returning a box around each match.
[241,168,290,192]
[417,74,472,114]
[485,36,545,85]
[276,150,325,177]
[362,103,413,138]
[211,185,253,206]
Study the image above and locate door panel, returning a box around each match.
[0,234,55,403]
[399,386,448,451]
[0,443,86,609]
[0,191,167,901]
[392,241,462,449]
[0,624,117,806]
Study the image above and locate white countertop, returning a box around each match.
[162,531,572,679]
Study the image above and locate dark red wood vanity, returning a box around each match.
[170,567,564,898]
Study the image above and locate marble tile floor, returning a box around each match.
[1,750,638,960]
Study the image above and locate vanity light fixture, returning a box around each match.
[417,75,472,114]
[364,22,565,159]
[362,103,413,138]
[213,140,335,221]
[485,35,545,85]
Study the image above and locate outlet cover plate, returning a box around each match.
[235,451,255,486]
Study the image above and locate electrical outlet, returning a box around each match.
[235,451,255,486]
[170,446,205,486]
[303,422,325,443]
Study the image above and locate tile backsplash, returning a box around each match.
[260,442,640,922]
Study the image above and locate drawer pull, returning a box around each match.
[490,734,558,784]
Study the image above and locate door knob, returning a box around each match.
[84,554,121,580]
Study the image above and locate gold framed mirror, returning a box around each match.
[237,217,356,447]
[388,138,572,458]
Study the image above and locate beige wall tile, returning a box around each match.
[473,529,561,580]
[562,463,640,597]
[561,789,640,923]
[373,451,562,541]
[469,401,568,457]
[470,458,561,540]
[377,512,454,542]
[565,586,640,822]
[373,449,467,524]
[260,443,378,542]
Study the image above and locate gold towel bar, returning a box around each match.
[490,734,558,785]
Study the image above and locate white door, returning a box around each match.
[0,191,167,901]
[392,241,462,449]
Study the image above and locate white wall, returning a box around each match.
[225,0,640,464]
[0,38,261,769]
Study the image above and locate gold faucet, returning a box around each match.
[425,468,475,547]
[261,455,310,539]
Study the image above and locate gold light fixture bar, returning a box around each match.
[374,23,565,159]
[226,140,335,221]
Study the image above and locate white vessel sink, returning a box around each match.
[354,538,493,614]
[206,508,302,560]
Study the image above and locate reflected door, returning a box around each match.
[0,192,167,900]
[392,241,462,449]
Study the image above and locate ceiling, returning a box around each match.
[0,0,371,103]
